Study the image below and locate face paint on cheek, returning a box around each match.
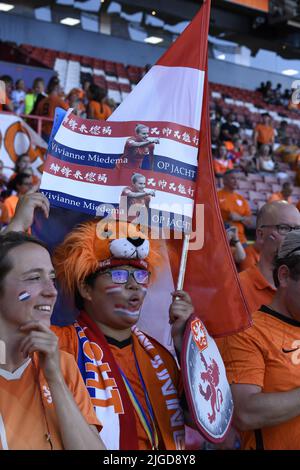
[104,285,124,295]
[18,291,31,302]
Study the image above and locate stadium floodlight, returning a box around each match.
[282,69,299,76]
[144,36,163,44]
[60,17,80,26]
[0,3,14,11]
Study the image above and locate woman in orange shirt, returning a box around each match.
[87,84,112,120]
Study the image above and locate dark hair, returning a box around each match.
[88,84,106,103]
[15,154,30,172]
[33,77,44,88]
[0,75,13,85]
[273,254,300,288]
[12,172,32,191]
[0,232,48,294]
[74,270,100,310]
[47,76,59,94]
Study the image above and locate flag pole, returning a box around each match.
[176,234,190,290]
[168,233,190,347]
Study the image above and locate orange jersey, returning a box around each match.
[239,244,260,271]
[0,202,9,225]
[221,305,300,449]
[254,124,274,145]
[3,194,19,220]
[87,100,112,120]
[0,351,101,450]
[52,325,181,450]
[239,264,276,314]
[36,95,69,136]
[268,192,292,204]
[213,158,233,175]
[217,189,251,244]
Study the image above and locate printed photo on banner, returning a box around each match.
[40,110,198,234]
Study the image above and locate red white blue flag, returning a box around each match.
[37,0,251,340]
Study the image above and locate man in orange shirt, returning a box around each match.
[218,170,252,244]
[36,77,68,141]
[239,201,300,313]
[222,229,300,449]
[268,181,293,204]
[0,232,105,450]
[254,113,275,149]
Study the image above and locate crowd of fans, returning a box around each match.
[256,81,293,107]
[0,74,115,141]
[2,64,300,451]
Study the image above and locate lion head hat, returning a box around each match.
[53,219,164,300]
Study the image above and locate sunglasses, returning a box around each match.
[102,269,150,285]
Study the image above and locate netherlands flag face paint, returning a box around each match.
[104,285,124,295]
[18,291,31,302]
[114,304,140,318]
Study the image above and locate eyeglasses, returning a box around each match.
[260,224,300,235]
[102,269,150,285]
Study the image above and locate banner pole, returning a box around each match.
[168,233,190,347]
[176,234,190,290]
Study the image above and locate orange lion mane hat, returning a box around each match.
[53,219,165,298]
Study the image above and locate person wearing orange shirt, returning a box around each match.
[254,113,275,149]
[0,202,9,227]
[87,84,112,121]
[50,220,190,450]
[36,76,68,141]
[221,229,300,449]
[213,144,234,178]
[3,172,33,222]
[120,124,159,171]
[119,173,155,221]
[239,201,300,313]
[217,170,252,244]
[0,231,105,450]
[268,181,293,204]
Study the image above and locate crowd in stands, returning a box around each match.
[0,74,114,141]
[256,81,293,107]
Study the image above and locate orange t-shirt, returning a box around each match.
[268,192,292,204]
[222,305,300,449]
[88,101,112,120]
[213,158,233,175]
[0,202,9,225]
[217,189,251,244]
[0,351,101,450]
[52,325,180,450]
[239,244,260,271]
[3,194,19,220]
[239,264,276,314]
[255,124,274,145]
[36,95,69,136]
